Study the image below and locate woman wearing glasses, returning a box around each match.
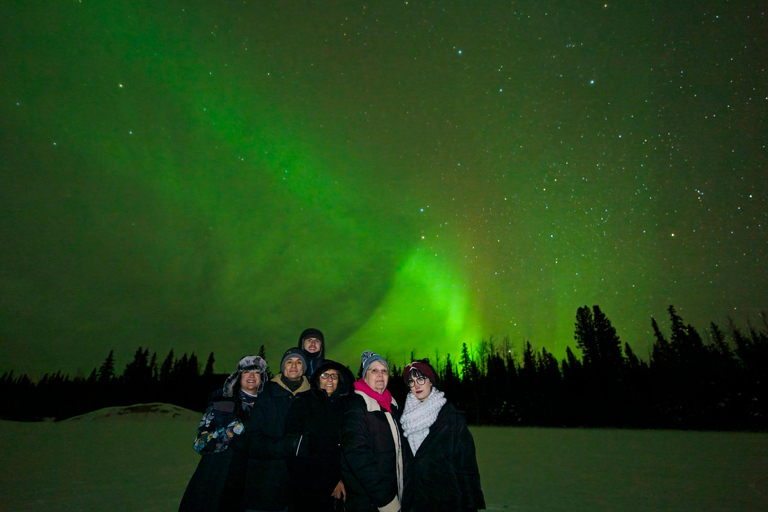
[341,350,404,512]
[284,360,355,512]
[399,359,485,512]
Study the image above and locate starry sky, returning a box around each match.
[2,0,766,378]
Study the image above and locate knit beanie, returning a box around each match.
[223,355,268,397]
[404,359,439,386]
[281,347,308,373]
[360,350,388,376]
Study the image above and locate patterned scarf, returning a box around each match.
[400,387,446,454]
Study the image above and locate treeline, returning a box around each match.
[388,305,767,431]
[2,305,766,430]
[0,346,264,422]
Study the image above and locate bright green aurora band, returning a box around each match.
[1,1,766,376]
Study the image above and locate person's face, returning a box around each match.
[283,357,305,381]
[302,337,322,354]
[408,375,433,402]
[364,361,389,394]
[240,370,261,395]
[319,369,340,396]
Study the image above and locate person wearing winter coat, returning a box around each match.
[179,355,268,512]
[341,350,404,512]
[298,327,326,380]
[399,359,485,512]
[284,360,356,511]
[242,347,311,512]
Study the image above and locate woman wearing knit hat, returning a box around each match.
[341,350,404,512]
[399,359,485,512]
[179,355,268,512]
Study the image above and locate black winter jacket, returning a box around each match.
[241,375,310,511]
[401,403,485,512]
[179,390,251,512]
[341,389,403,512]
[284,361,355,512]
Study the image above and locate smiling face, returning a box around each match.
[302,337,322,354]
[319,369,340,396]
[364,361,389,394]
[283,356,305,381]
[240,370,261,395]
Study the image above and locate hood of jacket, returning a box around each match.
[309,360,355,401]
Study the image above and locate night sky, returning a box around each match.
[2,1,766,378]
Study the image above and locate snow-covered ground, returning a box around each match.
[1,403,766,511]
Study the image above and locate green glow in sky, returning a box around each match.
[2,1,766,376]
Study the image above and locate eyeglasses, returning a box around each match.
[407,377,426,387]
[319,372,340,380]
[367,368,389,376]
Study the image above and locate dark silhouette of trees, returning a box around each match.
[2,306,767,429]
[0,348,228,421]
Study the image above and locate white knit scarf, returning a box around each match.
[399,387,446,454]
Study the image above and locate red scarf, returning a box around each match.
[354,379,393,413]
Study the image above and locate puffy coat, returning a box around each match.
[341,390,403,512]
[179,390,251,512]
[284,361,355,512]
[401,403,485,512]
[241,375,310,511]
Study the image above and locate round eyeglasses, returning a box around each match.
[407,377,426,387]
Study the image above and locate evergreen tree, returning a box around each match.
[258,345,273,379]
[188,352,200,378]
[575,305,623,374]
[203,352,215,377]
[124,347,151,387]
[650,317,672,370]
[97,350,116,385]
[593,305,623,372]
[149,352,158,381]
[574,306,597,365]
[160,349,175,385]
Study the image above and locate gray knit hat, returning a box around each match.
[281,347,308,373]
[223,355,268,397]
[360,350,388,376]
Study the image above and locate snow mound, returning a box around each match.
[63,402,199,422]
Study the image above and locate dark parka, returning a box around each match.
[401,402,485,512]
[284,361,356,512]
[241,375,310,511]
[297,327,327,380]
[178,390,252,512]
[341,389,402,512]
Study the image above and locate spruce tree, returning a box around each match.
[97,350,115,385]
[203,352,215,376]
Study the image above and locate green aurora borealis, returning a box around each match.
[2,1,766,376]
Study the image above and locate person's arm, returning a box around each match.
[453,417,486,511]
[247,396,307,460]
[193,401,243,455]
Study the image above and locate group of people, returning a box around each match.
[179,328,485,512]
